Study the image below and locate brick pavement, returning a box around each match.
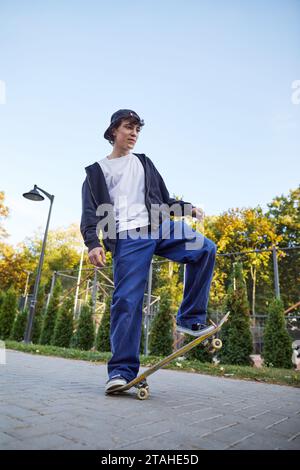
[0,350,299,450]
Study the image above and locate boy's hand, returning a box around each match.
[191,207,205,222]
[88,246,106,267]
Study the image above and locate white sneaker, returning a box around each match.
[105,377,127,394]
[176,322,215,337]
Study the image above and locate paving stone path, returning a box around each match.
[1,350,299,450]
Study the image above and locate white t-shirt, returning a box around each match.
[98,153,149,233]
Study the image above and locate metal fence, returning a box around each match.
[214,245,300,315]
[18,244,299,356]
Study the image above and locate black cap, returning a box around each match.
[104,109,144,141]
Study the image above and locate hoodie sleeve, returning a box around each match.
[146,157,195,216]
[80,177,102,252]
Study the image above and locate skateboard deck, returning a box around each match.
[108,311,230,400]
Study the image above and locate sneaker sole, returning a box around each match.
[176,324,215,337]
[105,379,127,394]
[105,384,126,394]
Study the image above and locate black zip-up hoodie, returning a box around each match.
[80,153,194,256]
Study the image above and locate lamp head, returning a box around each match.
[23,186,44,202]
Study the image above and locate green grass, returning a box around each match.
[5,340,300,388]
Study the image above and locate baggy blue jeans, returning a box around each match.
[108,219,217,382]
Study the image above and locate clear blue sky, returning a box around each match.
[0,0,299,247]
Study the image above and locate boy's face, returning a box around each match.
[112,119,141,150]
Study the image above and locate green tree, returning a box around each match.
[148,260,182,356]
[219,262,253,365]
[183,336,213,362]
[267,186,300,247]
[0,287,18,339]
[183,312,213,363]
[11,308,28,342]
[149,286,173,356]
[140,311,146,354]
[0,290,5,310]
[0,191,10,264]
[96,294,111,352]
[40,279,62,345]
[23,224,90,291]
[31,284,46,344]
[266,186,300,309]
[206,207,281,316]
[0,223,88,294]
[0,243,36,292]
[52,297,74,348]
[0,191,9,240]
[262,298,292,368]
[72,299,95,350]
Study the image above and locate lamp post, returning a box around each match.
[23,185,54,343]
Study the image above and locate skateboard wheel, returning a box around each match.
[211,338,222,350]
[137,388,149,400]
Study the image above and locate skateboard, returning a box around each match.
[108,311,230,400]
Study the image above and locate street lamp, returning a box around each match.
[23,185,54,343]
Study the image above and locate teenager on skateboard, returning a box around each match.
[80,109,217,394]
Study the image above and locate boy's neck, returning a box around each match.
[108,147,132,159]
